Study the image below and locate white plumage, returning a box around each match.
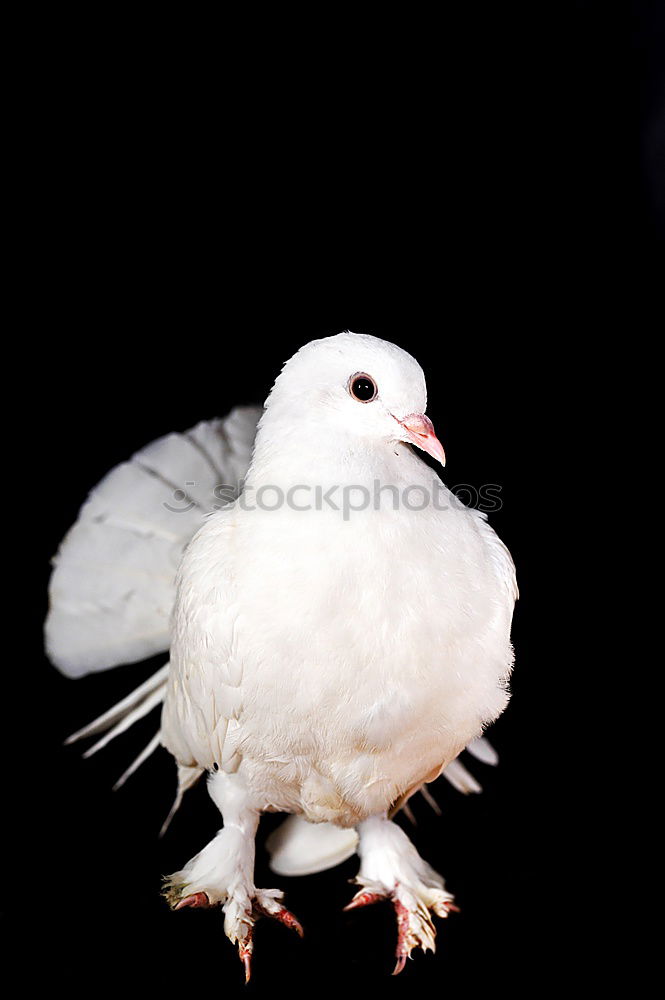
[47,332,517,979]
[46,407,261,676]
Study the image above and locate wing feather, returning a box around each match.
[471,509,519,603]
[161,510,247,773]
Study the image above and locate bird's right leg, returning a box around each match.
[345,813,458,974]
[163,771,302,981]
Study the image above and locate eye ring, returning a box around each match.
[348,372,378,403]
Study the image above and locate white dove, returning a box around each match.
[46,332,517,979]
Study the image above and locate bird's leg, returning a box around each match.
[345,813,458,975]
[163,771,302,981]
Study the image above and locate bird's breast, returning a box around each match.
[225,503,512,818]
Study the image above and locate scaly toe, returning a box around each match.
[345,880,458,974]
[344,889,387,911]
[238,928,254,983]
[393,898,415,975]
[174,891,210,910]
[253,892,304,937]
[270,906,304,938]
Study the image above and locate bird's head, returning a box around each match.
[262,331,446,467]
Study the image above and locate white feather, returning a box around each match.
[113,733,161,791]
[466,735,499,766]
[64,662,170,744]
[267,815,359,876]
[45,407,261,677]
[160,764,204,837]
[419,784,442,815]
[439,760,482,795]
[82,685,166,758]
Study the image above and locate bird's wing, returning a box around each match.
[160,511,245,774]
[45,406,262,678]
[471,509,519,604]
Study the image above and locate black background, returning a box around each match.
[10,2,663,996]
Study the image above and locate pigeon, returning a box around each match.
[46,331,517,979]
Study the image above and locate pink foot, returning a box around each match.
[345,883,459,975]
[170,886,302,982]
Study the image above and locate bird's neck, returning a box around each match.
[246,420,416,492]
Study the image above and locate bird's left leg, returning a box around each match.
[163,771,302,981]
[345,813,458,974]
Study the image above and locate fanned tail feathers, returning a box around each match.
[50,409,262,829]
[64,661,205,831]
[65,662,170,750]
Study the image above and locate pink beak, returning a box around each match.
[396,413,446,467]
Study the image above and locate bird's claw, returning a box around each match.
[255,902,304,938]
[345,881,458,975]
[236,899,302,982]
[238,927,254,983]
[393,898,414,975]
[171,886,302,982]
[174,891,210,910]
[343,890,385,911]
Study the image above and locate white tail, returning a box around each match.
[46,407,262,677]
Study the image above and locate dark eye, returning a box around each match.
[348,372,377,402]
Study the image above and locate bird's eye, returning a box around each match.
[348,372,377,403]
